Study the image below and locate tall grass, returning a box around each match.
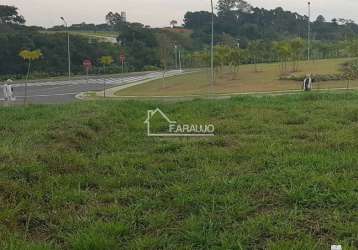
[0,93,357,249]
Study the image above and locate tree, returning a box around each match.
[315,15,326,23]
[100,56,114,97]
[274,41,291,74]
[342,60,358,89]
[227,47,243,79]
[214,45,231,76]
[219,33,237,47]
[184,11,213,30]
[0,5,25,25]
[118,22,159,70]
[315,42,331,59]
[248,40,263,72]
[183,11,215,48]
[347,39,358,57]
[105,12,123,26]
[191,51,209,68]
[157,33,172,87]
[289,38,304,72]
[170,20,178,28]
[19,49,42,104]
[217,0,252,15]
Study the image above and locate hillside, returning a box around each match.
[0,93,357,249]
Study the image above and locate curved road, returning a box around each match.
[0,70,183,104]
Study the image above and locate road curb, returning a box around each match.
[94,87,358,101]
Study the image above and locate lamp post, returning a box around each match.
[61,17,71,80]
[307,2,311,62]
[210,0,215,84]
[174,45,178,70]
[179,48,182,72]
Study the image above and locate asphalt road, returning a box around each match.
[0,70,182,105]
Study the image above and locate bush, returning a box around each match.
[341,59,358,80]
[143,65,161,71]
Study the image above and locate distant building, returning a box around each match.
[121,12,127,22]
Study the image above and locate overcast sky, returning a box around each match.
[2,0,358,28]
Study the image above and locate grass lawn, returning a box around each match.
[0,93,357,249]
[116,58,358,97]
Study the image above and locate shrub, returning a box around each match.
[143,65,161,71]
[341,59,358,80]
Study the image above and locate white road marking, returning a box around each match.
[15,92,79,98]
[0,70,188,101]
[8,71,183,88]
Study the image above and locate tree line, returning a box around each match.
[2,2,358,80]
[0,6,125,80]
[182,38,358,77]
[184,0,358,49]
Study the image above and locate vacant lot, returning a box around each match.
[0,93,357,249]
[116,58,358,97]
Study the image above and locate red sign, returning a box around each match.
[119,53,126,64]
[83,59,92,70]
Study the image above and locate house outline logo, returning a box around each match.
[144,108,215,137]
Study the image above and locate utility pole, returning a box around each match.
[307,2,311,62]
[61,17,71,80]
[174,45,178,70]
[210,0,215,84]
[179,49,182,71]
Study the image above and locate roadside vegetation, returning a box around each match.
[2,1,358,81]
[0,93,357,249]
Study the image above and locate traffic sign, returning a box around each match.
[83,59,92,70]
[119,53,126,63]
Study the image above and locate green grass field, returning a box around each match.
[42,31,118,40]
[1,93,357,249]
[43,30,118,37]
[116,58,358,97]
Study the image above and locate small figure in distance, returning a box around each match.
[3,81,9,102]
[303,74,312,92]
[6,79,16,101]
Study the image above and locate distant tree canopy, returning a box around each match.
[170,20,178,28]
[184,0,358,48]
[217,0,253,15]
[2,2,358,79]
[0,31,121,77]
[117,23,162,70]
[0,5,25,25]
[106,12,124,26]
[184,11,213,31]
[315,15,326,23]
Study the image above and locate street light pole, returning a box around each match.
[174,45,178,70]
[210,0,215,84]
[179,49,182,71]
[61,17,71,80]
[307,2,311,62]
